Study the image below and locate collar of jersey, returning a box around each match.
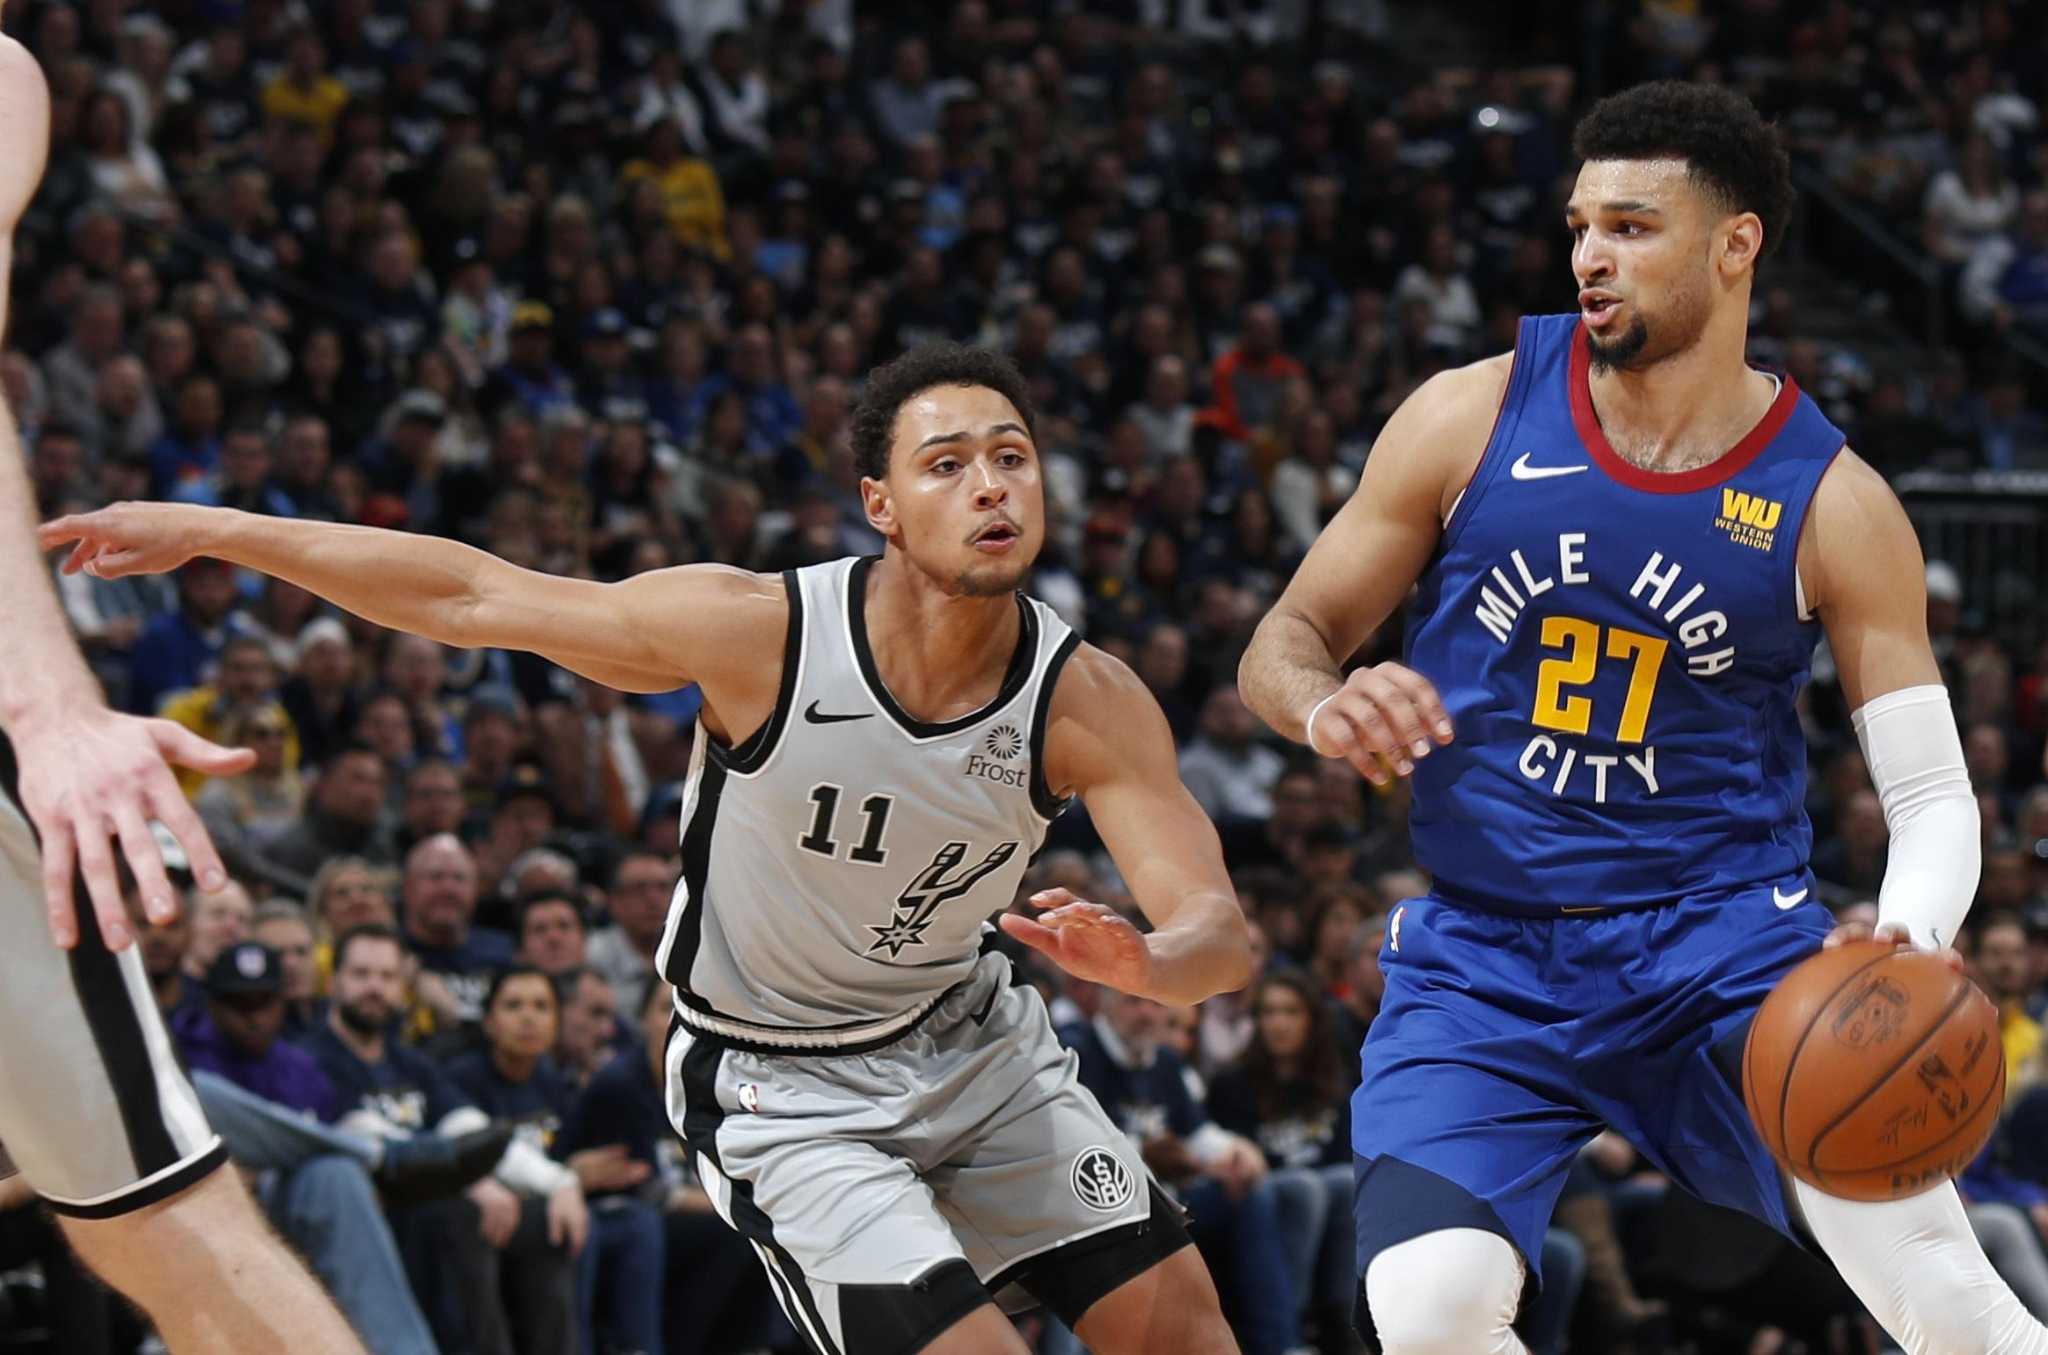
[845,555,1038,740]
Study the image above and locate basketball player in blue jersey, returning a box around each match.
[1240,81,2048,1354]
[45,343,1260,1355]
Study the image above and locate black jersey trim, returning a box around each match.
[1028,627,1083,820]
[2,732,187,1183]
[42,1141,229,1219]
[660,754,729,995]
[845,555,1038,741]
[713,569,805,775]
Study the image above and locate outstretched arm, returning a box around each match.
[1237,359,1505,781]
[39,503,784,699]
[0,33,249,951]
[1000,648,1251,1005]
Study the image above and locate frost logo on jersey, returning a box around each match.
[867,839,1022,958]
[1071,1147,1135,1212]
[965,725,1027,787]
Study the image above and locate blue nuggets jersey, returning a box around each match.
[1405,314,1847,914]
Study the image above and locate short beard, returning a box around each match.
[337,1000,388,1036]
[1585,316,1650,374]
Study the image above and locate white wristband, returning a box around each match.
[1304,690,1342,757]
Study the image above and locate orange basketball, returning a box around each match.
[1743,940,2003,1202]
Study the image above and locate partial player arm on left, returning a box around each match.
[1804,450,1975,955]
[998,646,1252,1006]
[0,32,248,951]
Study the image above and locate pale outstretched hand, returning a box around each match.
[999,888,1155,996]
[13,708,250,951]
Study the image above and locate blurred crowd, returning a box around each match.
[3,1,2048,1354]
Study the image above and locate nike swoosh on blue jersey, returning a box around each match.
[1509,453,1589,480]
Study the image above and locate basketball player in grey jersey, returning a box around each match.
[0,24,365,1353]
[48,343,1256,1354]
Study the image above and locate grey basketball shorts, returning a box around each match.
[0,743,225,1217]
[666,950,1191,1355]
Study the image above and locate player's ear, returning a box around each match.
[1719,211,1764,280]
[861,474,896,538]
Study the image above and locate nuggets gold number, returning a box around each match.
[1605,627,1667,743]
[1531,617,1667,744]
[1532,616,1599,734]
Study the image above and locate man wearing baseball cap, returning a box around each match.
[173,942,444,1354]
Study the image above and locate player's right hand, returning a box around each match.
[1305,662,1454,786]
[1821,919,1965,973]
[12,707,250,951]
[39,502,216,579]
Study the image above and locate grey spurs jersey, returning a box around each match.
[656,555,1080,1051]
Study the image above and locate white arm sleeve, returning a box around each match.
[1851,684,1979,952]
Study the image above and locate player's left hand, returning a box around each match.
[999,889,1155,996]
[1821,919,1965,973]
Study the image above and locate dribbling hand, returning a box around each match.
[1306,663,1455,787]
[999,888,1155,996]
[1821,918,1965,973]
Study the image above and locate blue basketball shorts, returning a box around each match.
[1351,878,1832,1285]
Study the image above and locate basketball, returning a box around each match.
[1743,941,2003,1202]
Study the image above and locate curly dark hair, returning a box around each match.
[848,342,1037,481]
[1571,80,1795,264]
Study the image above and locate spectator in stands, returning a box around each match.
[128,555,243,714]
[1063,988,1302,1355]
[444,966,588,1355]
[1925,132,2019,271]
[1179,685,1287,823]
[173,941,440,1354]
[553,968,620,1091]
[517,890,590,978]
[1978,912,2044,1089]
[161,631,296,792]
[278,615,360,768]
[253,899,322,1040]
[1207,969,1357,1346]
[587,849,673,1001]
[80,85,176,225]
[1205,302,1305,444]
[180,876,252,987]
[402,832,517,1030]
[399,756,466,852]
[558,978,784,1355]
[255,744,396,895]
[1965,190,2048,332]
[1812,786,1889,901]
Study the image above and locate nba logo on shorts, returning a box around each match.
[1071,1147,1134,1212]
[1390,905,1406,955]
[737,1083,761,1114]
